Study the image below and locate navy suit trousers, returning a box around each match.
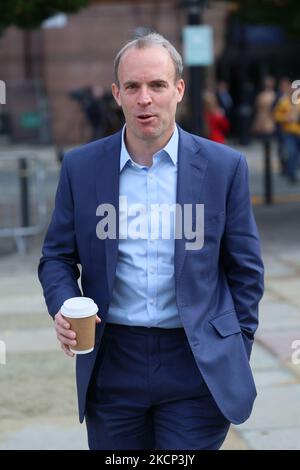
[85,324,230,450]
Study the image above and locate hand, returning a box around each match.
[54,311,101,357]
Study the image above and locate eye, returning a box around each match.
[125,83,138,90]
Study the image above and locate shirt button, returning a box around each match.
[149,298,155,305]
[149,267,155,274]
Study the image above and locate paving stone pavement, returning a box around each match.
[0,142,300,450]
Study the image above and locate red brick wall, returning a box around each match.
[0,1,229,144]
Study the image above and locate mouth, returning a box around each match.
[136,114,156,122]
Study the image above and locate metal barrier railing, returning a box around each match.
[0,154,48,253]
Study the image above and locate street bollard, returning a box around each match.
[18,157,30,227]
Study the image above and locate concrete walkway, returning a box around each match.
[0,141,300,449]
[1,207,300,450]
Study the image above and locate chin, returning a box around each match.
[139,129,159,139]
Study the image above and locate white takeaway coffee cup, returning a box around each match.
[61,297,98,354]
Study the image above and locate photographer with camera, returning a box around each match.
[70,86,105,140]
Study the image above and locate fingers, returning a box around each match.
[61,343,75,358]
[54,310,77,354]
[56,322,76,340]
[54,310,102,357]
[57,331,77,348]
[58,333,76,356]
[55,311,71,330]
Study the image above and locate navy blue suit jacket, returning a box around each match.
[39,126,264,425]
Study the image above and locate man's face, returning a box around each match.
[112,46,185,145]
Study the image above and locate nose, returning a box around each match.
[137,86,152,106]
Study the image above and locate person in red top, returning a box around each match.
[203,91,230,144]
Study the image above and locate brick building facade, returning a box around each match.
[0,1,229,145]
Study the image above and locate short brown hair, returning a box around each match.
[113,32,183,87]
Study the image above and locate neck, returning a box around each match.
[125,127,175,167]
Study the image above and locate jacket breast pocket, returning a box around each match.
[209,311,241,337]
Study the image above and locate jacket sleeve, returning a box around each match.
[220,154,264,357]
[38,154,82,318]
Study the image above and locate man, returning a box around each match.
[38,33,264,450]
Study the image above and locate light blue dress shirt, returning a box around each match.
[107,126,182,328]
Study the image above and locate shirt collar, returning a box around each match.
[120,125,178,172]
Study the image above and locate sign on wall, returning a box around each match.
[183,25,213,66]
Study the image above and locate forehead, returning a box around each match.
[118,46,176,83]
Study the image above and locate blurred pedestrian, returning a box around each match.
[84,86,105,140]
[69,85,106,141]
[216,80,233,126]
[252,76,276,140]
[273,79,300,183]
[273,78,292,176]
[203,91,230,144]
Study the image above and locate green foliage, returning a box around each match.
[2,0,300,39]
[0,0,89,30]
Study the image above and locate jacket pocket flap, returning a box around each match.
[209,311,241,337]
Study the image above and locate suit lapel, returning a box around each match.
[175,128,208,284]
[95,131,122,295]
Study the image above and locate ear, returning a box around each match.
[111,83,121,106]
[176,79,185,103]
